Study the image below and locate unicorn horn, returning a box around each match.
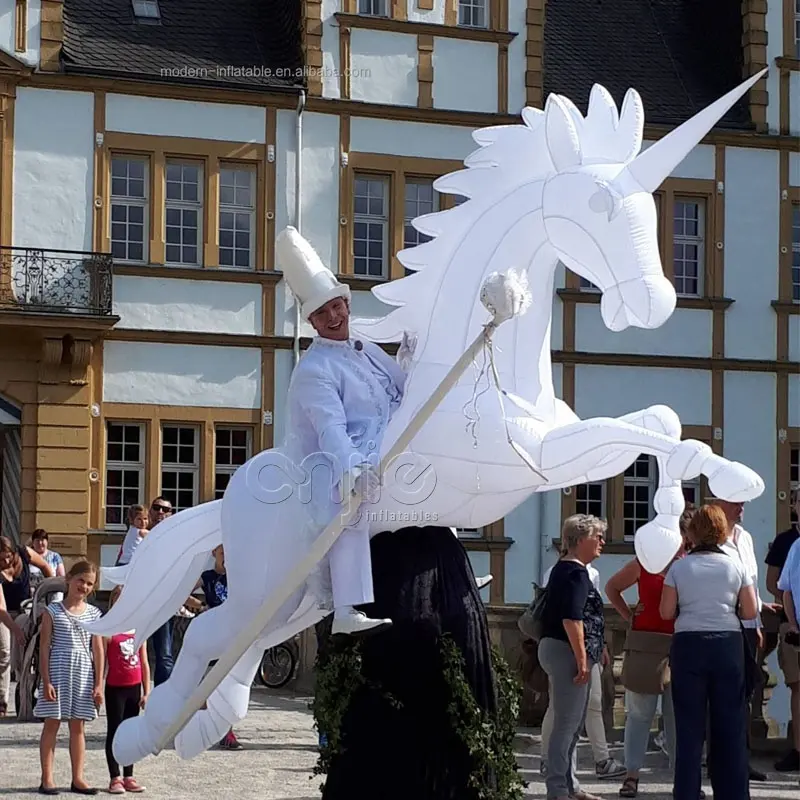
[628,68,767,193]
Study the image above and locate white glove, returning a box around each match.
[351,463,381,503]
[397,330,417,373]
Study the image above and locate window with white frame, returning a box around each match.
[673,198,705,296]
[110,156,148,263]
[161,425,199,512]
[623,455,655,541]
[353,174,389,278]
[579,276,599,291]
[575,482,605,519]
[105,422,145,528]
[403,179,438,277]
[795,0,800,58]
[459,0,488,28]
[219,165,256,269]
[454,527,484,539]
[403,180,438,250]
[792,205,800,302]
[358,0,387,16]
[681,479,702,508]
[215,427,252,500]
[165,161,203,266]
[131,0,160,20]
[791,446,799,524]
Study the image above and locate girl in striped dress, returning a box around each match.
[35,561,105,796]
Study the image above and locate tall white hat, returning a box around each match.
[275,226,350,320]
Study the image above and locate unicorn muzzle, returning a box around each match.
[600,275,676,331]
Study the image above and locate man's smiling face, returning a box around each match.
[309,297,350,341]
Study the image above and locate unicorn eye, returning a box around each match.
[589,182,623,221]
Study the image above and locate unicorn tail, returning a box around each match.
[84,501,222,649]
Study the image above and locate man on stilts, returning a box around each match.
[276,226,412,636]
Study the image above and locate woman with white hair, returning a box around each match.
[537,514,607,800]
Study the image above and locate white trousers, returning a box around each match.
[542,662,609,764]
[329,513,374,609]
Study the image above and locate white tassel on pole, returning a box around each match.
[153,270,532,754]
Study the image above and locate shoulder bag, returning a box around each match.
[518,582,547,642]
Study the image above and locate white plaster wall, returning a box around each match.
[574,365,711,425]
[790,316,800,364]
[575,306,712,358]
[273,279,304,338]
[723,370,786,733]
[724,147,779,361]
[791,73,800,137]
[112,275,262,335]
[350,117,477,160]
[641,141,715,180]
[350,287,393,323]
[298,113,339,273]
[789,373,800,428]
[723,371,776,556]
[406,0,445,24]
[764,0,783,134]
[320,0,342,99]
[551,363,563,399]
[790,151,800,187]
[507,0,527,115]
[275,109,298,243]
[274,111,339,281]
[13,88,94,251]
[550,296,563,351]
[0,0,40,67]
[350,30,418,107]
[105,95,265,142]
[272,348,294,445]
[432,38,497,114]
[466,551,491,603]
[103,341,261,408]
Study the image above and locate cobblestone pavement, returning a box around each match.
[0,688,796,799]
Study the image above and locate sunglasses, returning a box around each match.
[151,504,173,513]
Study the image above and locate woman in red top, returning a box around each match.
[605,506,700,799]
[103,587,150,794]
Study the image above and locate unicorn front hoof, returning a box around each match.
[707,460,765,502]
[634,519,682,575]
[113,716,159,767]
[666,440,712,481]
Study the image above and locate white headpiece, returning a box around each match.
[275,226,350,321]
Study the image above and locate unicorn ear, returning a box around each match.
[545,94,582,171]
[618,88,645,162]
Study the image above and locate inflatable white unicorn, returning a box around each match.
[86,71,767,766]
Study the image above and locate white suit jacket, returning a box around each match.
[285,336,406,521]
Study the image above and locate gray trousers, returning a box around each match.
[538,637,591,799]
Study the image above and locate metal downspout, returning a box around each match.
[293,89,306,368]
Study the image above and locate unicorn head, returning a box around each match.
[541,70,765,332]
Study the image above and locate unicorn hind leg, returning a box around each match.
[174,591,327,759]
[173,642,264,759]
[112,602,240,767]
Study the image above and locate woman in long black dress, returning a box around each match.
[313,525,522,800]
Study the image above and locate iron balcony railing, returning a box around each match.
[0,246,113,316]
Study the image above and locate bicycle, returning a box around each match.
[256,638,299,689]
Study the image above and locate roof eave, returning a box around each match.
[61,62,305,96]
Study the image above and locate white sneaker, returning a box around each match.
[476,574,493,590]
[331,608,392,636]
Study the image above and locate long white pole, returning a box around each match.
[155,317,505,753]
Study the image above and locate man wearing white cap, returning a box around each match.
[276,226,412,636]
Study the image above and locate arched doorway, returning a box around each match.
[0,394,21,544]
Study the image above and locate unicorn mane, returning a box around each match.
[352,85,646,345]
